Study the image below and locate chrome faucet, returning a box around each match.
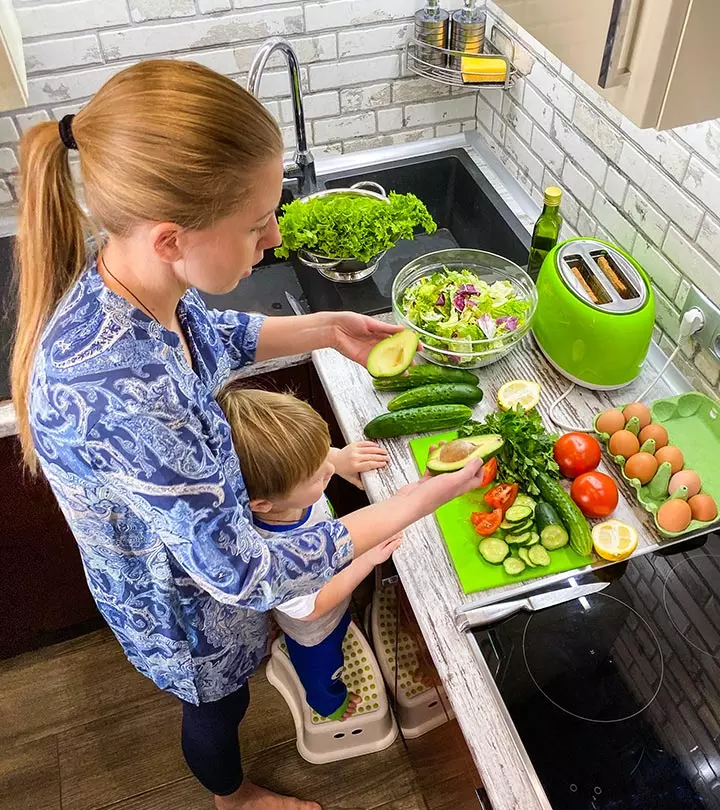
[248,37,317,196]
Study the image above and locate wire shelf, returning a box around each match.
[404,23,522,90]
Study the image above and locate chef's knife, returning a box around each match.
[285,290,306,316]
[455,581,609,631]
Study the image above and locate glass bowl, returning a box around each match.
[391,248,537,369]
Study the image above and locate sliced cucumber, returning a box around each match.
[500,519,515,531]
[505,505,534,524]
[528,545,551,567]
[514,494,537,512]
[525,532,541,547]
[511,531,532,546]
[507,519,534,535]
[503,557,526,576]
[535,501,562,534]
[518,547,536,568]
[540,525,569,550]
[478,537,509,565]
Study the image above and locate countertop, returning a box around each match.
[311,324,688,810]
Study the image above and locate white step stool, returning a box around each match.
[370,586,454,738]
[265,620,398,764]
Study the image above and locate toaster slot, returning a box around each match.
[591,250,639,301]
[563,254,611,306]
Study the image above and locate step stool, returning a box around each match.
[265,620,398,765]
[370,586,454,739]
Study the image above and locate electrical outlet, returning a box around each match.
[682,285,720,363]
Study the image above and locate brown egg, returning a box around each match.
[655,445,684,474]
[624,452,658,484]
[669,470,702,498]
[688,494,718,522]
[639,423,669,449]
[596,409,625,435]
[623,402,652,429]
[657,499,693,533]
[609,430,640,458]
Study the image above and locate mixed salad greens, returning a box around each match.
[400,268,531,364]
[275,191,436,263]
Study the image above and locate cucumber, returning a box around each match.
[514,494,537,512]
[478,537,509,564]
[500,519,515,531]
[510,531,532,546]
[540,525,569,550]
[528,545,551,567]
[387,383,483,412]
[363,404,472,439]
[507,519,534,535]
[525,532,541,547]
[536,473,593,556]
[535,502,562,534]
[503,557,526,576]
[518,547,536,568]
[372,365,479,391]
[505,505,533,523]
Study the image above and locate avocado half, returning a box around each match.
[426,434,504,473]
[366,329,419,378]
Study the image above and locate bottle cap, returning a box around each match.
[544,186,562,206]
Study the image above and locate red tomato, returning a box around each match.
[571,472,619,518]
[471,508,503,536]
[478,457,497,487]
[484,483,519,512]
[554,433,602,479]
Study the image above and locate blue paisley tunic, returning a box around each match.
[29,264,353,704]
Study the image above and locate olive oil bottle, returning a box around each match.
[527,186,563,277]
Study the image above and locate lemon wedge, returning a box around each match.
[497,379,541,411]
[592,520,638,562]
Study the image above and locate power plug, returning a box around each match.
[681,286,720,363]
[679,306,705,341]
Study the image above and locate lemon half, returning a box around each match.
[497,379,541,411]
[592,520,639,562]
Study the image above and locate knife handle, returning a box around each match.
[455,600,523,631]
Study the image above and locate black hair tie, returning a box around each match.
[58,114,78,150]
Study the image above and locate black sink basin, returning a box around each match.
[0,148,530,402]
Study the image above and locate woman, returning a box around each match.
[11,60,484,810]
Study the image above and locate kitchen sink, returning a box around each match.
[0,147,530,402]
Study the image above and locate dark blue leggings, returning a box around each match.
[181,682,250,796]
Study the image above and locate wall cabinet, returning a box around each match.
[0,0,27,111]
[493,0,720,129]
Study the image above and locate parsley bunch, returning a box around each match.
[458,407,560,496]
[275,191,437,263]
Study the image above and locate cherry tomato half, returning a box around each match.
[570,471,619,518]
[471,508,504,536]
[483,483,519,513]
[478,457,498,488]
[554,433,602,479]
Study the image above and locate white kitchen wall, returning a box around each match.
[0,0,478,210]
[478,1,720,397]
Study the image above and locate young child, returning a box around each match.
[217,382,401,721]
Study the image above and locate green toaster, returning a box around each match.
[532,238,655,389]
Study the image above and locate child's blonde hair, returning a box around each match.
[12,59,283,472]
[217,382,331,501]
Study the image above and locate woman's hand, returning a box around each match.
[330,442,390,489]
[330,312,403,366]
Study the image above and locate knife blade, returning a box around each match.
[455,581,609,631]
[285,290,306,316]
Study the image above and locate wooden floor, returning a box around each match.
[1,629,483,810]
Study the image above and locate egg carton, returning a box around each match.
[594,392,719,538]
[265,621,397,764]
[368,585,454,738]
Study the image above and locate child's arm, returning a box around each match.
[302,534,402,620]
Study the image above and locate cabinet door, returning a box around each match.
[493,0,691,128]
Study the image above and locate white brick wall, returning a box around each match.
[480,0,720,396]
[0,0,477,206]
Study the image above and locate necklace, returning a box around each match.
[100,254,160,323]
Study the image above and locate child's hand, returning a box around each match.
[331,442,389,489]
[367,532,404,564]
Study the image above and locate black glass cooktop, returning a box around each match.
[473,531,720,810]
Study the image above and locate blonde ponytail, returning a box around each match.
[11,60,283,471]
[12,122,87,473]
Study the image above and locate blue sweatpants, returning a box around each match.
[284,609,352,719]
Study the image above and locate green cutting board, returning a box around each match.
[409,431,592,594]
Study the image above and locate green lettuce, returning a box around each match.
[275,191,436,262]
